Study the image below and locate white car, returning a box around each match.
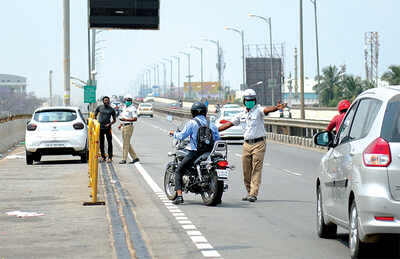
[137,103,153,117]
[25,107,88,164]
[212,107,245,139]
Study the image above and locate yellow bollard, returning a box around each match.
[83,117,105,206]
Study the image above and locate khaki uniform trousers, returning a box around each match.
[242,139,266,197]
[122,125,138,161]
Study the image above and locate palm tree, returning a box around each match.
[314,65,344,106]
[382,65,400,85]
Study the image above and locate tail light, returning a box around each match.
[27,123,37,131]
[363,137,391,167]
[217,160,229,169]
[220,119,230,124]
[73,122,85,130]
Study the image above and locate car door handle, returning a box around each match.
[350,151,356,157]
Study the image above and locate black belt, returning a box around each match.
[122,123,133,126]
[245,137,265,144]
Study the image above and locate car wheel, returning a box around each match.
[80,148,88,163]
[317,187,337,238]
[349,201,367,259]
[26,152,34,165]
[150,115,153,118]
[34,154,41,162]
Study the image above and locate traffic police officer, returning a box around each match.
[219,89,287,202]
[118,94,139,164]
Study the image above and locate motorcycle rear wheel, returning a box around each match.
[201,172,224,206]
[164,162,177,200]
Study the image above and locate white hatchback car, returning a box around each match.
[211,107,245,139]
[25,107,88,164]
[137,103,153,117]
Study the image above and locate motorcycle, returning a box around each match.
[164,135,233,206]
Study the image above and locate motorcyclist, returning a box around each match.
[326,99,350,133]
[169,102,220,205]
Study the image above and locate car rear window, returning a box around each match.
[382,95,400,142]
[224,110,241,117]
[34,110,77,122]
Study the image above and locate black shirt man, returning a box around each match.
[94,96,117,162]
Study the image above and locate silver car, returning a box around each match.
[314,86,400,259]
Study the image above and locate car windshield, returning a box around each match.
[223,104,240,108]
[223,110,241,117]
[34,110,77,122]
[140,104,152,107]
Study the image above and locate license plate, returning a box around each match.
[216,169,229,179]
[45,143,65,147]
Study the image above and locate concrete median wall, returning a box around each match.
[0,119,28,155]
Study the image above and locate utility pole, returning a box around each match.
[63,0,71,106]
[49,70,53,106]
[173,56,181,99]
[310,0,321,87]
[299,0,305,119]
[294,48,298,99]
[91,29,96,85]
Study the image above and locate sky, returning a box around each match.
[0,0,399,104]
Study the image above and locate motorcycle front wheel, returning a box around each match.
[164,162,177,200]
[201,172,224,206]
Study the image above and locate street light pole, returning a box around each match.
[310,0,321,86]
[300,0,305,119]
[172,56,181,99]
[249,14,275,105]
[49,70,53,106]
[203,39,223,102]
[180,52,192,99]
[163,58,173,97]
[191,46,204,98]
[63,0,71,106]
[224,27,246,90]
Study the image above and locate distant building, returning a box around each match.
[282,78,319,106]
[0,74,27,94]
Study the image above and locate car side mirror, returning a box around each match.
[313,131,335,148]
[26,120,31,125]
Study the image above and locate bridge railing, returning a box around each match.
[150,106,329,150]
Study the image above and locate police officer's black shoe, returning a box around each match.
[248,196,257,202]
[173,196,184,205]
[130,158,140,164]
[119,160,126,164]
[242,195,249,201]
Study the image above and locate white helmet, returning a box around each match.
[243,89,257,100]
[124,94,133,100]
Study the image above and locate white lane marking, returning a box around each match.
[196,243,213,249]
[191,236,208,243]
[187,231,202,236]
[283,169,302,176]
[113,134,221,258]
[202,250,221,257]
[182,225,197,230]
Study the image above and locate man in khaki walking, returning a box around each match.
[219,89,286,202]
[118,94,140,164]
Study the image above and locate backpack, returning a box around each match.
[194,117,214,152]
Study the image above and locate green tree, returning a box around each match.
[382,65,400,85]
[314,65,344,106]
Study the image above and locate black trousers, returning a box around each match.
[100,127,113,159]
[175,150,201,191]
